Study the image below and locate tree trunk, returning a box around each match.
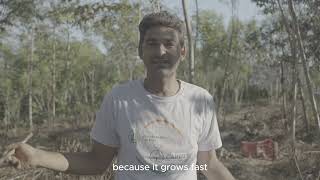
[270,83,273,103]
[298,76,309,133]
[291,77,297,151]
[65,28,71,119]
[182,0,195,84]
[3,94,9,133]
[90,70,95,106]
[280,60,287,126]
[83,73,88,104]
[51,29,56,129]
[194,0,199,56]
[291,57,298,151]
[276,0,298,131]
[217,0,237,119]
[275,76,279,103]
[288,0,320,129]
[28,25,34,132]
[291,65,303,180]
[234,87,239,107]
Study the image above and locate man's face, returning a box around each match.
[141,26,185,78]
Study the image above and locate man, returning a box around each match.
[3,11,235,180]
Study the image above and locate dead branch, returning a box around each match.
[303,151,320,154]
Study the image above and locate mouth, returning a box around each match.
[152,61,170,64]
[152,59,170,64]
[151,61,171,68]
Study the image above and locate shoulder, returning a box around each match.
[180,80,216,114]
[180,80,213,100]
[104,80,141,100]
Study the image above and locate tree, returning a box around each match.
[0,0,38,31]
[182,0,195,83]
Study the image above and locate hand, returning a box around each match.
[1,143,39,169]
[0,133,36,169]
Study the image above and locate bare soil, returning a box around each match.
[0,102,319,180]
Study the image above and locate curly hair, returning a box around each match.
[138,11,185,58]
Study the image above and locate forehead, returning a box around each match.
[144,26,179,41]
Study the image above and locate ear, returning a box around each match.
[180,46,186,61]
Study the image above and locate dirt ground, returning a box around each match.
[218,102,320,180]
[0,102,319,180]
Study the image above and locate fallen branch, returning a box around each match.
[303,151,320,154]
[0,133,33,168]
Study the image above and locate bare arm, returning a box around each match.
[4,140,118,175]
[197,150,235,180]
[62,140,118,175]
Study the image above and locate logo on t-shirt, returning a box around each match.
[133,117,196,174]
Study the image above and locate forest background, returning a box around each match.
[0,0,320,179]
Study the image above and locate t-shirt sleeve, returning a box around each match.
[90,93,120,147]
[197,94,222,151]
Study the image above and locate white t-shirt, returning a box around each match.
[90,79,222,180]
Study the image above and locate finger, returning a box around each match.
[3,143,19,156]
[3,133,33,156]
[1,155,18,168]
[9,156,22,169]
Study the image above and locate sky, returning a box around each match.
[89,0,265,54]
[2,0,265,55]
[72,0,265,54]
[161,0,264,26]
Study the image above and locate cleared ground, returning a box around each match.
[0,102,319,180]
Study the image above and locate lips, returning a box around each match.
[153,61,170,64]
[152,59,170,64]
[152,61,171,68]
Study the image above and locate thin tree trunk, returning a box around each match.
[234,87,239,106]
[90,70,95,106]
[194,0,199,55]
[28,25,34,132]
[182,0,195,84]
[291,80,297,151]
[298,76,310,133]
[217,0,237,119]
[65,28,71,119]
[270,83,273,103]
[83,73,88,104]
[291,63,304,180]
[276,77,280,103]
[276,0,298,131]
[280,60,287,124]
[51,29,56,128]
[3,61,9,129]
[291,56,298,150]
[288,0,320,129]
[4,94,9,133]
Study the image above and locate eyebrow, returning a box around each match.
[145,37,176,42]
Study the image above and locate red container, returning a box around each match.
[240,138,278,160]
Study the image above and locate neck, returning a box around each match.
[144,74,180,97]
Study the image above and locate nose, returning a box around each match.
[156,44,166,56]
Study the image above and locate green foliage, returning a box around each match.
[1,0,318,130]
[0,0,40,31]
[193,10,257,104]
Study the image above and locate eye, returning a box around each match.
[165,41,175,47]
[146,40,158,46]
